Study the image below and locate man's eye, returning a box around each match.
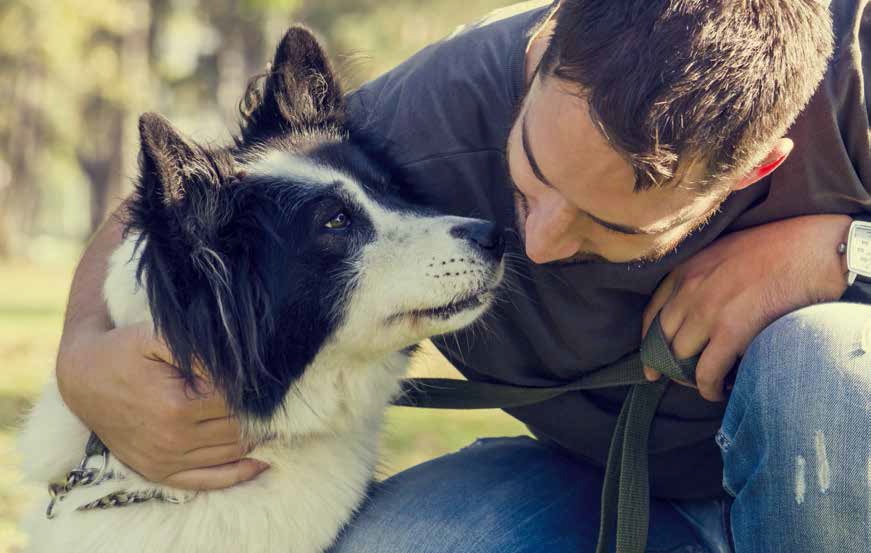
[324,211,351,230]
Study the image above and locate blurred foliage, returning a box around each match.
[0,2,526,549]
[0,0,510,261]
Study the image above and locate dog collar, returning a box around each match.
[45,433,195,519]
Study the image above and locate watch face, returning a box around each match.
[848,223,871,276]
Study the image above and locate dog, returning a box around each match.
[18,26,505,553]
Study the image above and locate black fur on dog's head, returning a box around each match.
[128,27,373,419]
[125,27,504,426]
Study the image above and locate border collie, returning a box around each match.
[18,27,504,553]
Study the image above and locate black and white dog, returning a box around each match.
[19,27,504,553]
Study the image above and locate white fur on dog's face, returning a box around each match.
[234,150,504,441]
[343,210,504,351]
[101,147,504,445]
[247,150,505,357]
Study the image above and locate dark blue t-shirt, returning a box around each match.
[347,0,871,499]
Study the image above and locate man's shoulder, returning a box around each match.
[446,0,554,40]
[346,1,551,167]
[727,0,871,230]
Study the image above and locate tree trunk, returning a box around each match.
[0,58,44,258]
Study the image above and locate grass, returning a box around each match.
[0,260,528,552]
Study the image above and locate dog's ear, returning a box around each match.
[138,112,212,208]
[239,26,343,140]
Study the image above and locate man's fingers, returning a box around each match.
[643,366,661,382]
[163,459,270,491]
[669,311,710,361]
[694,337,739,402]
[190,416,244,448]
[645,307,709,383]
[123,321,175,364]
[657,294,689,344]
[642,272,679,336]
[644,314,706,383]
[642,273,681,382]
[181,442,249,468]
[183,388,234,421]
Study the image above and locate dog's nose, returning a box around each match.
[450,221,505,260]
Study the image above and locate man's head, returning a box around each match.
[507,0,834,265]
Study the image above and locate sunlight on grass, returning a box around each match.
[0,260,528,550]
[0,262,71,400]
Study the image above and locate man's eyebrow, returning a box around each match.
[521,112,556,189]
[585,210,675,236]
[520,113,687,237]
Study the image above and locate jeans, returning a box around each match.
[330,302,871,552]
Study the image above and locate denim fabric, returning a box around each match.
[719,302,871,552]
[330,436,724,553]
[330,302,871,552]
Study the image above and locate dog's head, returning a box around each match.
[123,27,504,427]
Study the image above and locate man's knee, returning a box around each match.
[736,302,871,403]
[722,303,871,552]
[722,302,871,459]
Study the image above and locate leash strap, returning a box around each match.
[393,313,700,553]
[65,314,696,553]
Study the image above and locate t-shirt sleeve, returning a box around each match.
[728,0,871,302]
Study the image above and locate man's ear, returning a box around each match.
[732,138,795,191]
[240,26,343,141]
[138,112,208,207]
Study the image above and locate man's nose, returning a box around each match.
[524,201,581,264]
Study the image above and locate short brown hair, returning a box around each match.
[541,0,834,191]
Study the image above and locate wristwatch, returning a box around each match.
[843,216,871,285]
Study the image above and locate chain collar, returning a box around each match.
[46,433,195,519]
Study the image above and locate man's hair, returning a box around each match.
[540,0,834,192]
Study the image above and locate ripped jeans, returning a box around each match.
[330,302,871,553]
[718,301,871,552]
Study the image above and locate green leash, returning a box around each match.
[393,313,699,553]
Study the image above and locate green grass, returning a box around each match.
[0,260,528,552]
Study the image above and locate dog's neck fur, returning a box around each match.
[18,232,410,553]
[103,233,408,444]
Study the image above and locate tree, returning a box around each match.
[0,0,505,258]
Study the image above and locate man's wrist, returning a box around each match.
[839,213,871,286]
[56,314,107,408]
[814,214,853,294]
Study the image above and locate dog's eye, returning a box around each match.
[324,211,351,230]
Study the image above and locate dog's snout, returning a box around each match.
[450,222,505,259]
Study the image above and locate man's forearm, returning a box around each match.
[59,200,129,348]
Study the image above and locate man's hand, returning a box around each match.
[56,320,269,489]
[641,214,852,401]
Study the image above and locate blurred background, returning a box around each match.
[0,0,530,549]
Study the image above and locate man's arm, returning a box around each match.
[57,202,123,351]
[641,213,854,401]
[56,201,268,489]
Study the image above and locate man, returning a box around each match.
[56,1,871,551]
